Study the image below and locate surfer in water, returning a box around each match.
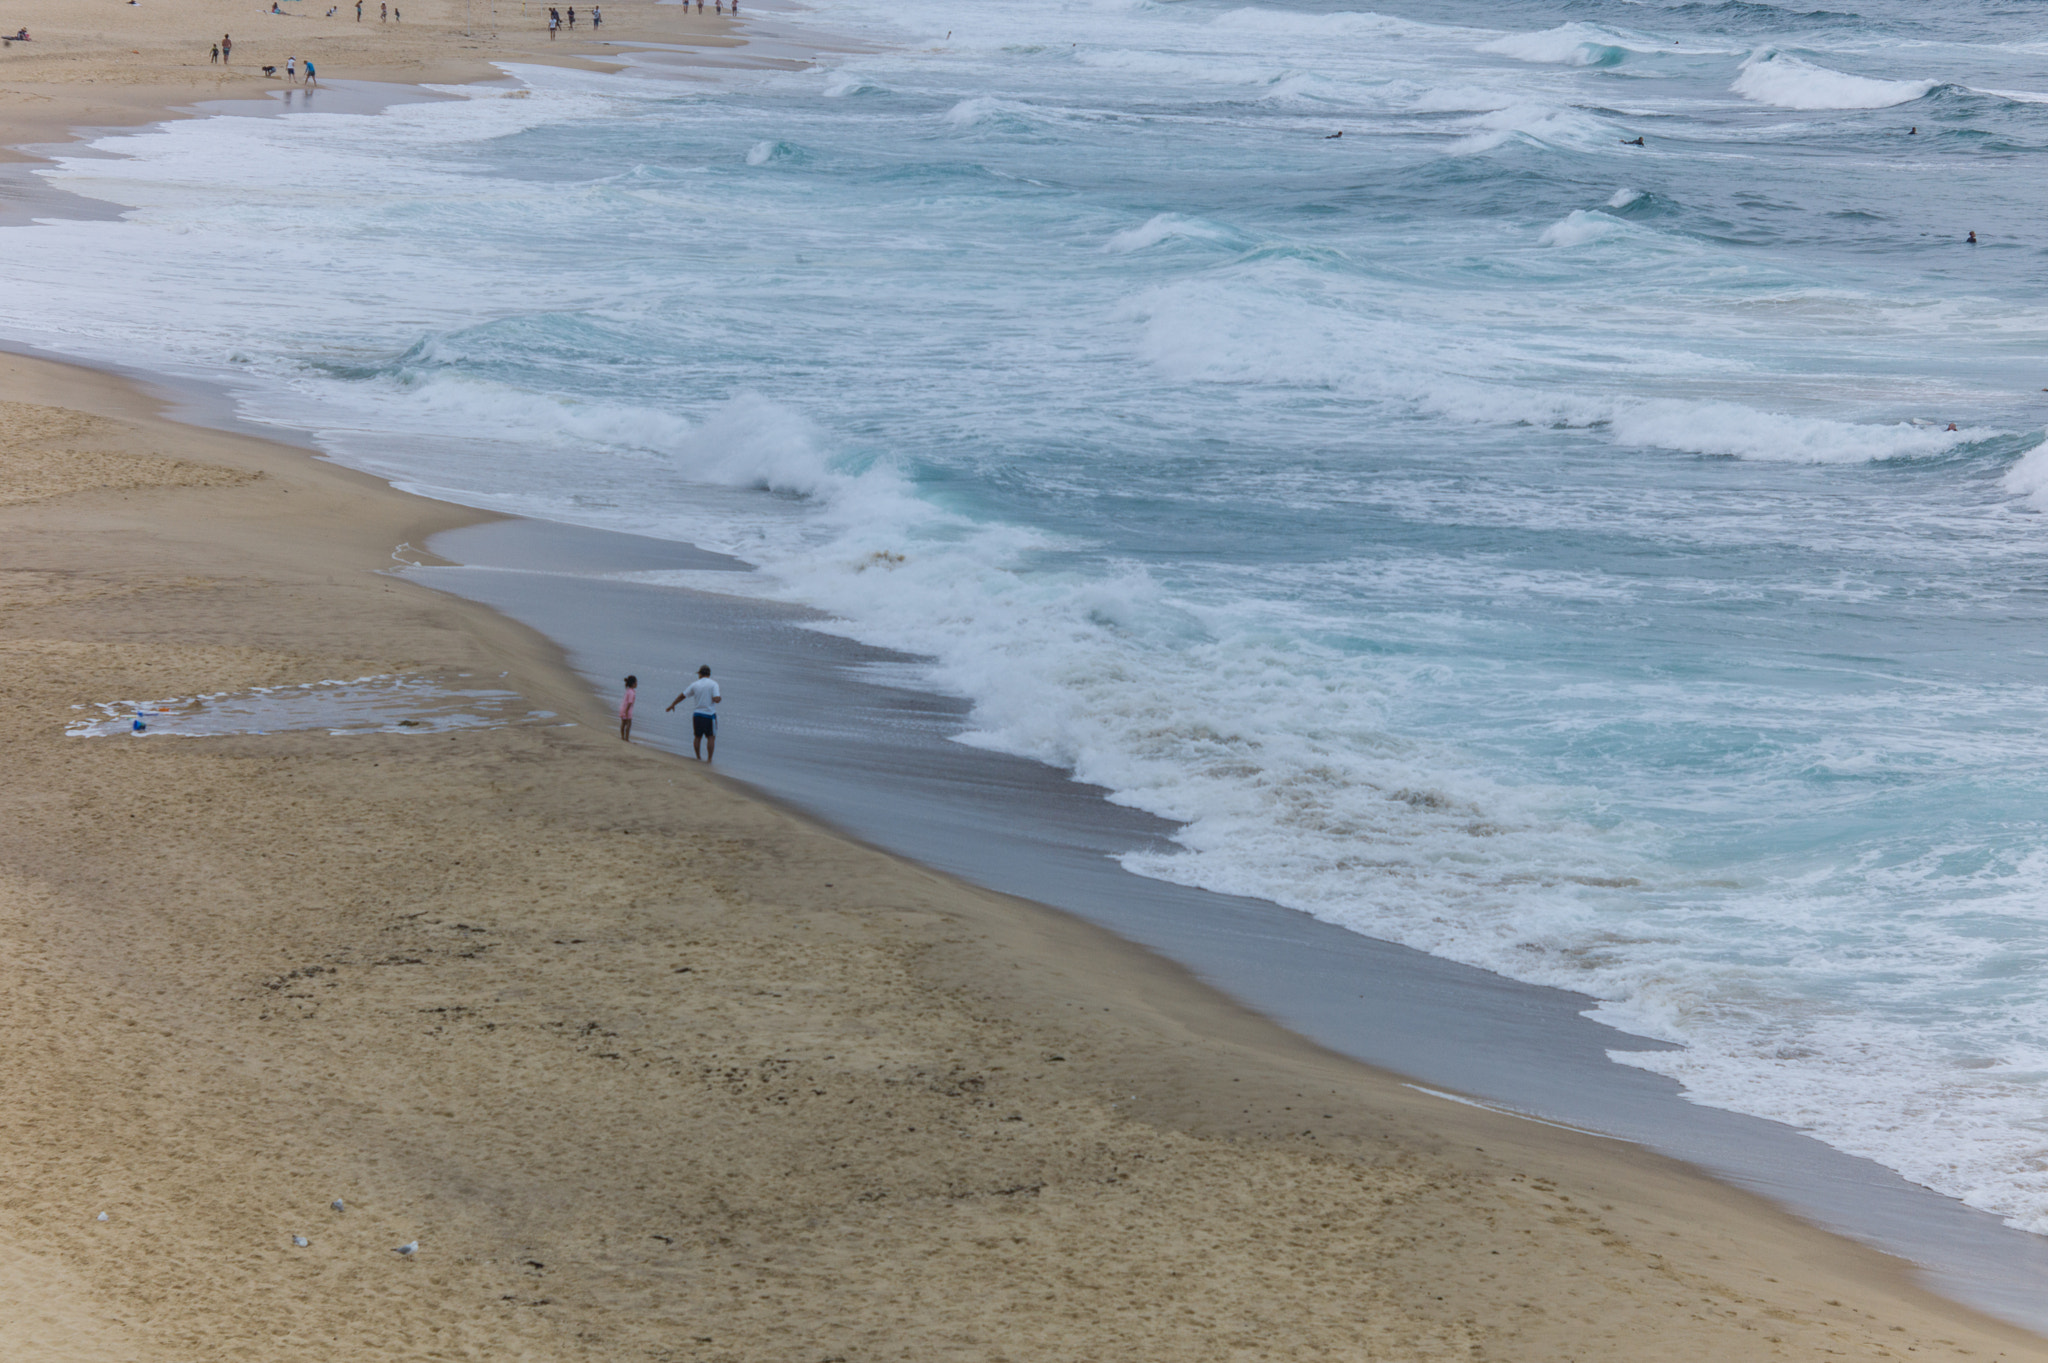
[1325,131,1342,139]
[1622,136,1645,146]
[1967,231,1978,244]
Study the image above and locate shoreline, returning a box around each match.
[2,15,2047,1359]
[414,509,2048,1335]
[3,342,2041,1363]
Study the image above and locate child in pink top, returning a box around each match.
[619,675,637,741]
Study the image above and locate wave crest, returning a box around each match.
[1732,49,1936,109]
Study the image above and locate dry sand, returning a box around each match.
[0,0,745,173]
[1,7,2046,1358]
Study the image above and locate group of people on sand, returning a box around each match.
[214,35,316,80]
[546,6,603,38]
[619,667,722,761]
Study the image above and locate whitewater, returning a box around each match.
[10,0,2048,1238]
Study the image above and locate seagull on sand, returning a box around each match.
[332,1199,345,1212]
[395,1241,419,1256]
[293,1235,310,1247]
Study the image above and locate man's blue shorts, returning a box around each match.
[693,711,717,739]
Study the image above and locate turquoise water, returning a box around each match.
[11,0,2048,1232]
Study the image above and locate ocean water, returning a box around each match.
[10,0,2048,1235]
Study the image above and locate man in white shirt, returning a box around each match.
[665,664,722,761]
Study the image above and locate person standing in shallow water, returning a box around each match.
[619,675,637,741]
[666,665,722,762]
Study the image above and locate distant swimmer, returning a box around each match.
[1622,136,1645,146]
[1325,131,1342,139]
[1947,423,1959,432]
[1909,126,1917,134]
[1967,231,1978,243]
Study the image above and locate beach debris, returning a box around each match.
[67,674,552,741]
[96,1212,109,1222]
[293,1235,310,1247]
[395,1241,419,1256]
[332,1199,346,1212]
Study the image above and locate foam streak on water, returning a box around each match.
[8,0,2048,1235]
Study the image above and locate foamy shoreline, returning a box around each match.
[1,2,2046,1354]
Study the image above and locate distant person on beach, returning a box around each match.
[304,58,315,83]
[287,54,296,80]
[222,33,232,59]
[591,5,600,27]
[666,665,722,761]
[380,2,387,19]
[356,0,362,17]
[548,13,557,36]
[568,6,575,27]
[210,42,219,61]
[619,675,637,741]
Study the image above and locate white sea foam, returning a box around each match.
[942,95,1038,127]
[1732,50,1936,110]
[1117,273,1958,468]
[1449,103,1613,154]
[2001,440,2048,507]
[1104,213,1238,253]
[1612,402,1971,463]
[1538,209,1627,247]
[821,71,883,97]
[1478,23,1633,66]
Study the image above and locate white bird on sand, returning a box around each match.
[394,1241,418,1256]
[331,1199,345,1212]
[293,1235,309,1247]
[96,1212,108,1222]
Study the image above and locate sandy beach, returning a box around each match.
[3,4,2048,1359]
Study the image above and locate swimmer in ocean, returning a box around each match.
[1325,131,1342,139]
[1967,231,1978,243]
[1622,136,1645,146]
